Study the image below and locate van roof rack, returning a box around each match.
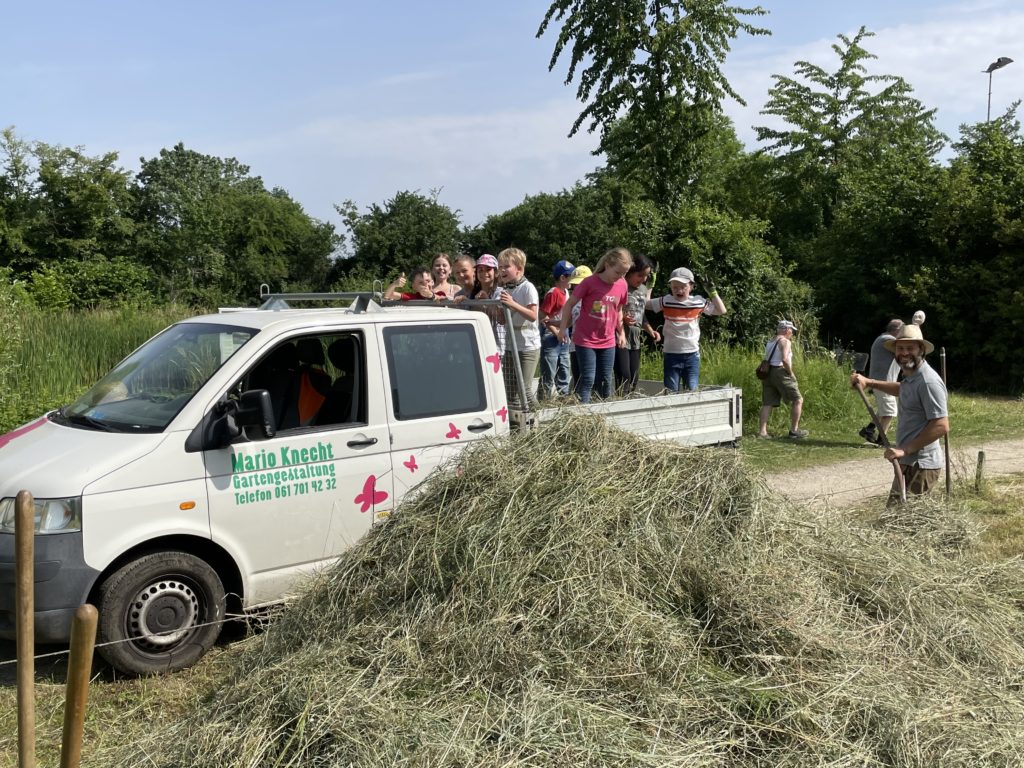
[257,292,382,314]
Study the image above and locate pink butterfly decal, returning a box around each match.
[446,422,462,440]
[403,455,418,473]
[353,474,388,513]
[496,406,508,423]
[485,353,501,373]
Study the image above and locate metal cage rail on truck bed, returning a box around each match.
[234,291,744,447]
[232,290,536,414]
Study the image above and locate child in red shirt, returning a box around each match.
[384,268,436,301]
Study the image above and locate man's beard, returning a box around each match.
[899,354,923,372]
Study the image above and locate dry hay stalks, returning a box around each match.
[113,416,1024,768]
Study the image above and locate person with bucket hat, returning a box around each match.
[757,320,809,439]
[850,323,949,502]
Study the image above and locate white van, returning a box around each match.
[0,297,508,673]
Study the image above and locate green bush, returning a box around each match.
[26,258,157,310]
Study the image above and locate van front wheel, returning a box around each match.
[96,552,226,675]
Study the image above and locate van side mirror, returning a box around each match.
[235,389,276,440]
[185,390,277,452]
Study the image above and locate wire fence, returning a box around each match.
[0,604,275,669]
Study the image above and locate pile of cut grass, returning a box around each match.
[116,417,1024,767]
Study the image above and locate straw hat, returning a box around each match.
[883,322,934,354]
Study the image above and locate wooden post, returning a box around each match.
[976,450,987,494]
[60,604,99,768]
[15,490,36,768]
[940,347,951,495]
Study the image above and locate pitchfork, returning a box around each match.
[851,353,906,504]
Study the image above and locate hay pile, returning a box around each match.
[128,417,1024,767]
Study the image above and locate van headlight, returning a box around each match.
[0,496,82,534]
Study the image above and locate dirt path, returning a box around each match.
[766,437,1024,510]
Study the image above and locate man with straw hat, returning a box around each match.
[850,323,949,502]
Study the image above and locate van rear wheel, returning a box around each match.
[96,552,226,675]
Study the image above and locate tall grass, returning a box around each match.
[1,305,193,432]
[639,342,852,424]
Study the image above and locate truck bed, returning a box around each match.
[526,382,743,447]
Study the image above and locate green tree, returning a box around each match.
[0,129,137,275]
[754,27,943,255]
[621,197,812,341]
[539,0,768,203]
[33,143,137,265]
[221,188,337,301]
[134,143,263,301]
[135,143,337,304]
[751,27,946,343]
[464,178,624,284]
[333,190,462,283]
[904,108,1024,392]
[0,128,39,271]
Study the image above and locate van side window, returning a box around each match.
[384,324,485,420]
[243,332,366,432]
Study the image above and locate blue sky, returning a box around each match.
[4,1,1022,230]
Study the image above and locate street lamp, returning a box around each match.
[985,57,1014,121]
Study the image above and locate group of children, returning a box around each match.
[383,247,728,407]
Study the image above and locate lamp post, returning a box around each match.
[985,57,1014,121]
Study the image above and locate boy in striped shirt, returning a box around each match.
[646,267,727,391]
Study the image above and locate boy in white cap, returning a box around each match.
[645,267,727,391]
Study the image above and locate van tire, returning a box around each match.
[96,552,226,675]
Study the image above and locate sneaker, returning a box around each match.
[755,433,771,440]
[858,424,876,442]
[788,429,809,439]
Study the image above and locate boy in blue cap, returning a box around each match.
[538,259,575,399]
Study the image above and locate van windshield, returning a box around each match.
[60,322,256,433]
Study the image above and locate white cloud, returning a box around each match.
[232,99,601,227]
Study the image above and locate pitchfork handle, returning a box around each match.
[853,379,906,503]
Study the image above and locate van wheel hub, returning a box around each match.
[128,579,198,649]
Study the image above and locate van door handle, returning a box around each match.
[466,423,493,432]
[347,437,378,448]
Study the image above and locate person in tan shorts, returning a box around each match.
[758,320,808,439]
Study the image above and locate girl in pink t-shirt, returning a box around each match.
[557,247,631,402]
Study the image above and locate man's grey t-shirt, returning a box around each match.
[869,333,897,379]
[896,361,948,469]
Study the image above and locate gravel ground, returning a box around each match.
[766,437,1024,510]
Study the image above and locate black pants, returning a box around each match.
[614,348,641,394]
